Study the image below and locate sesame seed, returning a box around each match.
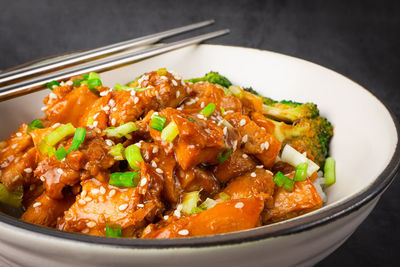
[40,176,45,182]
[176,91,180,98]
[91,189,99,195]
[239,119,246,127]
[111,118,116,126]
[233,140,238,151]
[140,178,147,186]
[100,186,106,195]
[187,145,195,149]
[242,134,248,143]
[152,146,159,153]
[130,90,136,96]
[174,209,181,218]
[52,123,60,128]
[155,168,163,174]
[109,189,116,198]
[105,139,114,146]
[84,197,92,202]
[256,165,264,169]
[119,204,128,211]
[82,228,89,234]
[235,202,244,209]
[197,114,205,119]
[172,80,178,86]
[223,127,228,135]
[81,190,87,198]
[66,80,73,86]
[87,221,96,228]
[264,141,270,150]
[134,97,139,104]
[178,229,189,236]
[109,99,115,107]
[56,168,63,175]
[137,204,144,208]
[242,154,248,159]
[250,172,256,177]
[41,106,48,111]
[112,107,117,112]
[100,91,109,96]
[32,202,41,208]
[260,143,265,151]
[151,161,157,168]
[102,106,110,111]
[160,76,168,80]
[78,199,86,205]
[15,132,22,137]
[181,80,186,86]
[200,102,205,108]
[92,121,98,127]
[24,168,32,173]
[10,144,17,149]
[163,215,169,220]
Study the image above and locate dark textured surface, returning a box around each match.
[0,0,399,266]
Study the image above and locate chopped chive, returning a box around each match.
[157,68,167,76]
[150,115,167,131]
[109,143,125,160]
[55,147,68,161]
[27,119,44,133]
[68,128,86,153]
[86,78,102,90]
[217,148,232,163]
[181,191,200,215]
[125,145,143,170]
[134,87,147,92]
[109,172,140,187]
[106,223,122,237]
[220,107,226,115]
[104,122,138,138]
[293,162,308,181]
[273,171,295,192]
[88,72,100,80]
[114,83,130,91]
[282,179,295,192]
[45,80,60,90]
[161,121,179,143]
[324,157,336,186]
[45,123,75,146]
[73,78,84,87]
[200,103,216,117]
[81,74,89,79]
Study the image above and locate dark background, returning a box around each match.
[1,0,399,266]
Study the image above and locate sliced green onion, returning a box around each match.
[114,83,130,91]
[45,123,75,147]
[198,198,217,210]
[68,128,86,152]
[218,148,232,163]
[161,121,179,143]
[188,117,195,122]
[109,172,140,187]
[0,184,23,208]
[86,78,102,90]
[217,192,231,201]
[73,78,84,87]
[104,122,138,138]
[324,157,336,186]
[157,68,167,76]
[273,171,295,192]
[88,72,100,80]
[293,162,308,181]
[281,145,320,177]
[220,107,226,115]
[191,207,204,214]
[106,223,122,237]
[81,74,89,79]
[200,103,216,117]
[134,87,147,92]
[125,145,143,170]
[27,119,44,133]
[150,115,167,131]
[55,147,68,161]
[229,85,243,98]
[45,80,60,90]
[181,191,200,215]
[109,143,125,160]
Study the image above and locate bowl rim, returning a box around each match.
[0,44,399,249]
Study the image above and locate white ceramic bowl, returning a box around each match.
[0,44,398,267]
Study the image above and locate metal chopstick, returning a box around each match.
[0,29,230,101]
[0,19,215,84]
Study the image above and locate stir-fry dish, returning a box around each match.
[0,69,335,238]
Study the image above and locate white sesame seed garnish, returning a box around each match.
[15,132,22,137]
[91,189,99,195]
[56,168,63,175]
[100,90,109,96]
[81,190,87,198]
[137,204,144,208]
[264,141,270,150]
[235,202,244,209]
[178,229,189,236]
[181,80,186,86]
[24,168,32,173]
[250,172,256,177]
[155,168,163,174]
[109,189,116,198]
[105,139,114,146]
[151,161,157,168]
[111,118,116,126]
[52,123,60,128]
[40,176,45,182]
[152,146,159,154]
[78,199,86,205]
[119,204,128,211]
[200,102,205,108]
[92,121,98,127]
[163,215,169,220]
[242,154,248,159]
[176,90,181,98]
[172,79,178,86]
[160,76,168,81]
[130,90,136,96]
[133,97,139,104]
[256,165,264,169]
[87,221,96,228]
[102,106,110,111]
[33,202,41,208]
[11,144,17,149]
[242,134,248,143]
[66,80,73,86]
[239,119,246,127]
[109,99,115,107]
[187,145,195,149]
[232,140,238,151]
[260,143,265,151]
[140,178,147,187]
[41,106,48,111]
[197,114,205,119]
[100,186,106,195]
[84,197,92,202]
[112,107,117,112]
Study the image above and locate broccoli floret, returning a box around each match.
[268,116,333,166]
[186,72,232,88]
[243,87,319,122]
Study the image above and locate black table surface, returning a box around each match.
[1,1,399,266]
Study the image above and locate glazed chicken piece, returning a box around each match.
[175,166,220,196]
[141,197,264,239]
[21,192,75,227]
[0,124,36,190]
[225,113,281,168]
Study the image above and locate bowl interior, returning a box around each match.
[0,44,397,220]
